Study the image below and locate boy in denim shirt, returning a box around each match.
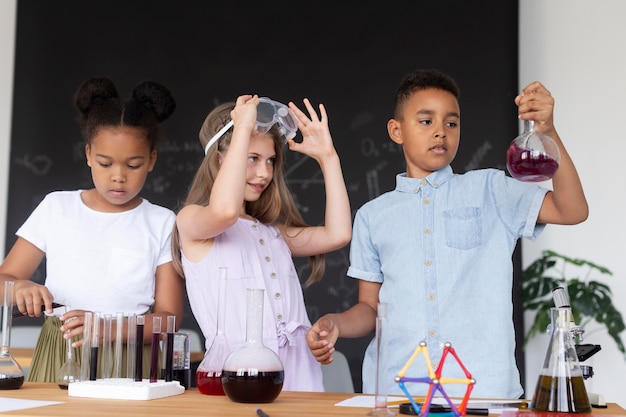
[306,69,588,398]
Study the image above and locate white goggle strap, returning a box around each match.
[204,120,234,155]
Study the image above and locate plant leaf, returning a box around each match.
[522,250,625,358]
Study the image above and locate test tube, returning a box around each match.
[367,303,395,416]
[113,312,124,378]
[165,315,175,382]
[134,315,145,381]
[149,316,161,383]
[126,314,136,379]
[102,314,112,379]
[79,312,92,382]
[90,312,100,381]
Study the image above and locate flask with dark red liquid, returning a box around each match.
[196,267,232,395]
[0,281,24,390]
[221,288,284,403]
[506,120,560,182]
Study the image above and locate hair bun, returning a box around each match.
[74,77,119,116]
[132,81,176,122]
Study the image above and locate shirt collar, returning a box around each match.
[395,165,454,193]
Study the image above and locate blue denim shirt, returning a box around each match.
[348,166,548,398]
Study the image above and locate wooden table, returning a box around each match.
[10,350,34,369]
[0,383,624,417]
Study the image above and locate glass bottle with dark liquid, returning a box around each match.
[196,267,232,395]
[221,288,284,403]
[506,120,560,182]
[0,281,25,390]
[530,305,591,413]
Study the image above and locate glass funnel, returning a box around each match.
[222,288,284,403]
[506,120,560,182]
[530,307,591,413]
[0,281,25,390]
[56,303,81,389]
[196,267,232,395]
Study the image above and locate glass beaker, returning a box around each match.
[56,303,81,389]
[196,267,232,395]
[506,120,560,182]
[530,307,591,413]
[0,281,24,390]
[163,332,190,389]
[222,288,284,403]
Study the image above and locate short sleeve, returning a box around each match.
[156,210,176,266]
[347,207,383,283]
[15,194,52,253]
[489,170,549,240]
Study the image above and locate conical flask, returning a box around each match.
[506,120,560,182]
[56,303,81,389]
[0,281,25,390]
[196,267,232,395]
[530,306,591,413]
[222,288,284,403]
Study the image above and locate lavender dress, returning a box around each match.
[183,217,324,391]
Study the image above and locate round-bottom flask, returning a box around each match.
[222,288,284,403]
[506,120,560,182]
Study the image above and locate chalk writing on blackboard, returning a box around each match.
[464,140,493,172]
[12,154,53,176]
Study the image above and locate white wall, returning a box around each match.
[520,0,626,408]
[1,0,624,407]
[0,0,16,257]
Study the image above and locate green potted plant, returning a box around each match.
[521,249,626,357]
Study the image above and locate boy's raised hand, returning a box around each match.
[515,81,556,137]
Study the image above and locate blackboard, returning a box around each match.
[6,0,520,391]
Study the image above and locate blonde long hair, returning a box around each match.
[171,102,325,287]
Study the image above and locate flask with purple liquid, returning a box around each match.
[506,120,560,182]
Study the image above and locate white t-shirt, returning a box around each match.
[16,190,175,316]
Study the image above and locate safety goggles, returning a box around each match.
[204,97,298,155]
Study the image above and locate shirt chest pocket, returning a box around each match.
[443,207,482,250]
